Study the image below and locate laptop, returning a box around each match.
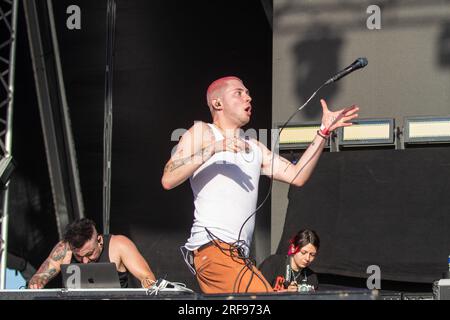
[61,263,121,289]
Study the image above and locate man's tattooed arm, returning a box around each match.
[260,134,326,184]
[28,260,57,289]
[50,241,68,261]
[164,144,214,173]
[261,148,293,175]
[28,242,68,289]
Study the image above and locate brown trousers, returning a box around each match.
[193,242,273,294]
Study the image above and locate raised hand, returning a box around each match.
[320,99,359,133]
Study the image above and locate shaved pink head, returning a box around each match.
[206,76,242,108]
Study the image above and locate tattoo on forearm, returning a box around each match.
[284,163,292,172]
[29,260,58,288]
[29,269,57,287]
[35,260,51,274]
[164,145,213,173]
[281,158,292,173]
[51,242,68,261]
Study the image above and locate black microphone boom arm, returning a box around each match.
[325,57,368,85]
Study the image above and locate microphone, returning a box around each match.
[325,57,368,85]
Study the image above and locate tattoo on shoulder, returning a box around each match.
[51,242,68,261]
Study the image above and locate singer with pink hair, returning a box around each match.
[161,76,358,294]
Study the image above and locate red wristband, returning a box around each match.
[319,124,330,136]
[317,130,329,139]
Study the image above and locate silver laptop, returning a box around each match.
[61,263,121,289]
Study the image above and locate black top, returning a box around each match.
[259,254,318,291]
[71,234,129,288]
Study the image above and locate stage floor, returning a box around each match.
[0,288,434,300]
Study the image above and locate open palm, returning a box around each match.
[320,99,359,132]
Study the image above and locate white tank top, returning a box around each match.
[185,123,262,253]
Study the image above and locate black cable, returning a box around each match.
[231,81,329,292]
[205,228,270,293]
[233,264,247,293]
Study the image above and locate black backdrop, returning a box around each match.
[8,0,59,272]
[10,0,272,289]
[277,147,450,285]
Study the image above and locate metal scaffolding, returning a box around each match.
[1,0,86,288]
[23,0,85,240]
[0,0,18,290]
[103,0,116,236]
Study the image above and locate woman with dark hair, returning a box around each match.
[259,229,320,292]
